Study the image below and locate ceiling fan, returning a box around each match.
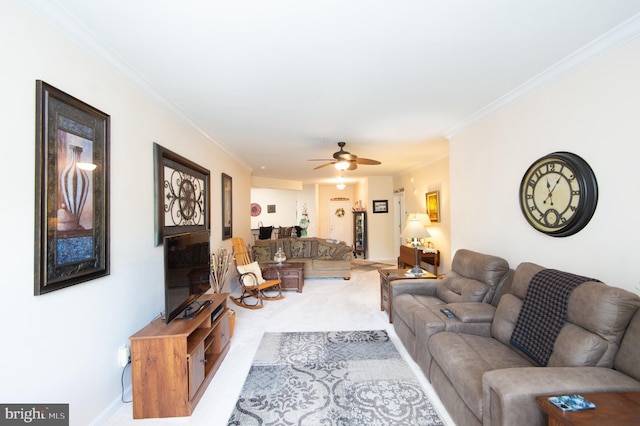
[309,142,382,171]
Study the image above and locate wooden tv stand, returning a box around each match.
[129,293,231,419]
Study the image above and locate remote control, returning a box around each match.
[440,308,456,319]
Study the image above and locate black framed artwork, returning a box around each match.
[373,200,389,213]
[34,81,110,295]
[153,143,210,245]
[222,173,232,240]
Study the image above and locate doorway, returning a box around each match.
[328,200,353,246]
[393,192,405,259]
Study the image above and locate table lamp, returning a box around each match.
[401,216,431,275]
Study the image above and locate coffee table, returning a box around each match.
[378,268,436,323]
[260,262,305,293]
[536,392,640,425]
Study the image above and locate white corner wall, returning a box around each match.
[366,176,395,261]
[450,36,640,293]
[0,2,250,424]
[394,156,452,273]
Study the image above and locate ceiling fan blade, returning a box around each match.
[355,158,381,165]
[336,153,358,161]
[307,158,334,162]
[313,162,335,170]
[314,141,379,171]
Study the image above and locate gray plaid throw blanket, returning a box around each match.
[510,269,595,366]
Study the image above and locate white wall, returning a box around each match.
[394,156,452,273]
[450,36,640,293]
[250,188,298,229]
[0,2,249,424]
[297,184,317,237]
[366,176,395,261]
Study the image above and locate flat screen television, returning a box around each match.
[163,230,211,323]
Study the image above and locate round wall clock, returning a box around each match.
[250,203,262,217]
[519,151,598,237]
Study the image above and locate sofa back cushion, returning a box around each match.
[252,240,272,262]
[436,249,510,304]
[252,238,351,261]
[614,310,640,381]
[492,262,640,367]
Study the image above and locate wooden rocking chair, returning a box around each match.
[230,237,284,309]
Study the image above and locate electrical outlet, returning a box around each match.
[118,345,131,367]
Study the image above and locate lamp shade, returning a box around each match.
[406,212,431,227]
[401,218,431,239]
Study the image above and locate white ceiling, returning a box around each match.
[24,0,640,185]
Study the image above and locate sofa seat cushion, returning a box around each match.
[394,294,444,331]
[429,331,533,419]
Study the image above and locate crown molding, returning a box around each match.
[443,13,640,140]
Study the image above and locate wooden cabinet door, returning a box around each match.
[188,343,205,400]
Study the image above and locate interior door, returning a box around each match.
[328,201,353,246]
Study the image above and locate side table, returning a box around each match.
[398,245,439,276]
[379,268,436,323]
[260,262,305,293]
[536,392,640,425]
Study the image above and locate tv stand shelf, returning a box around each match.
[129,293,231,419]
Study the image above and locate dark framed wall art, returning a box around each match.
[373,200,389,213]
[221,173,232,240]
[34,81,110,295]
[426,190,440,223]
[154,143,210,245]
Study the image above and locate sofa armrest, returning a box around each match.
[445,302,496,323]
[390,279,438,298]
[482,367,640,426]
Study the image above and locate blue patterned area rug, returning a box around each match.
[227,330,444,426]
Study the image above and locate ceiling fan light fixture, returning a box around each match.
[334,161,350,171]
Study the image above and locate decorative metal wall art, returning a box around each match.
[222,173,232,240]
[34,81,110,295]
[154,143,210,245]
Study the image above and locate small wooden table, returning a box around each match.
[379,268,436,323]
[260,262,305,293]
[398,245,440,276]
[536,392,640,425]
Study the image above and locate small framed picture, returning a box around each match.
[373,200,389,213]
[222,173,232,240]
[426,190,440,222]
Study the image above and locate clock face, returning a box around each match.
[519,152,598,237]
